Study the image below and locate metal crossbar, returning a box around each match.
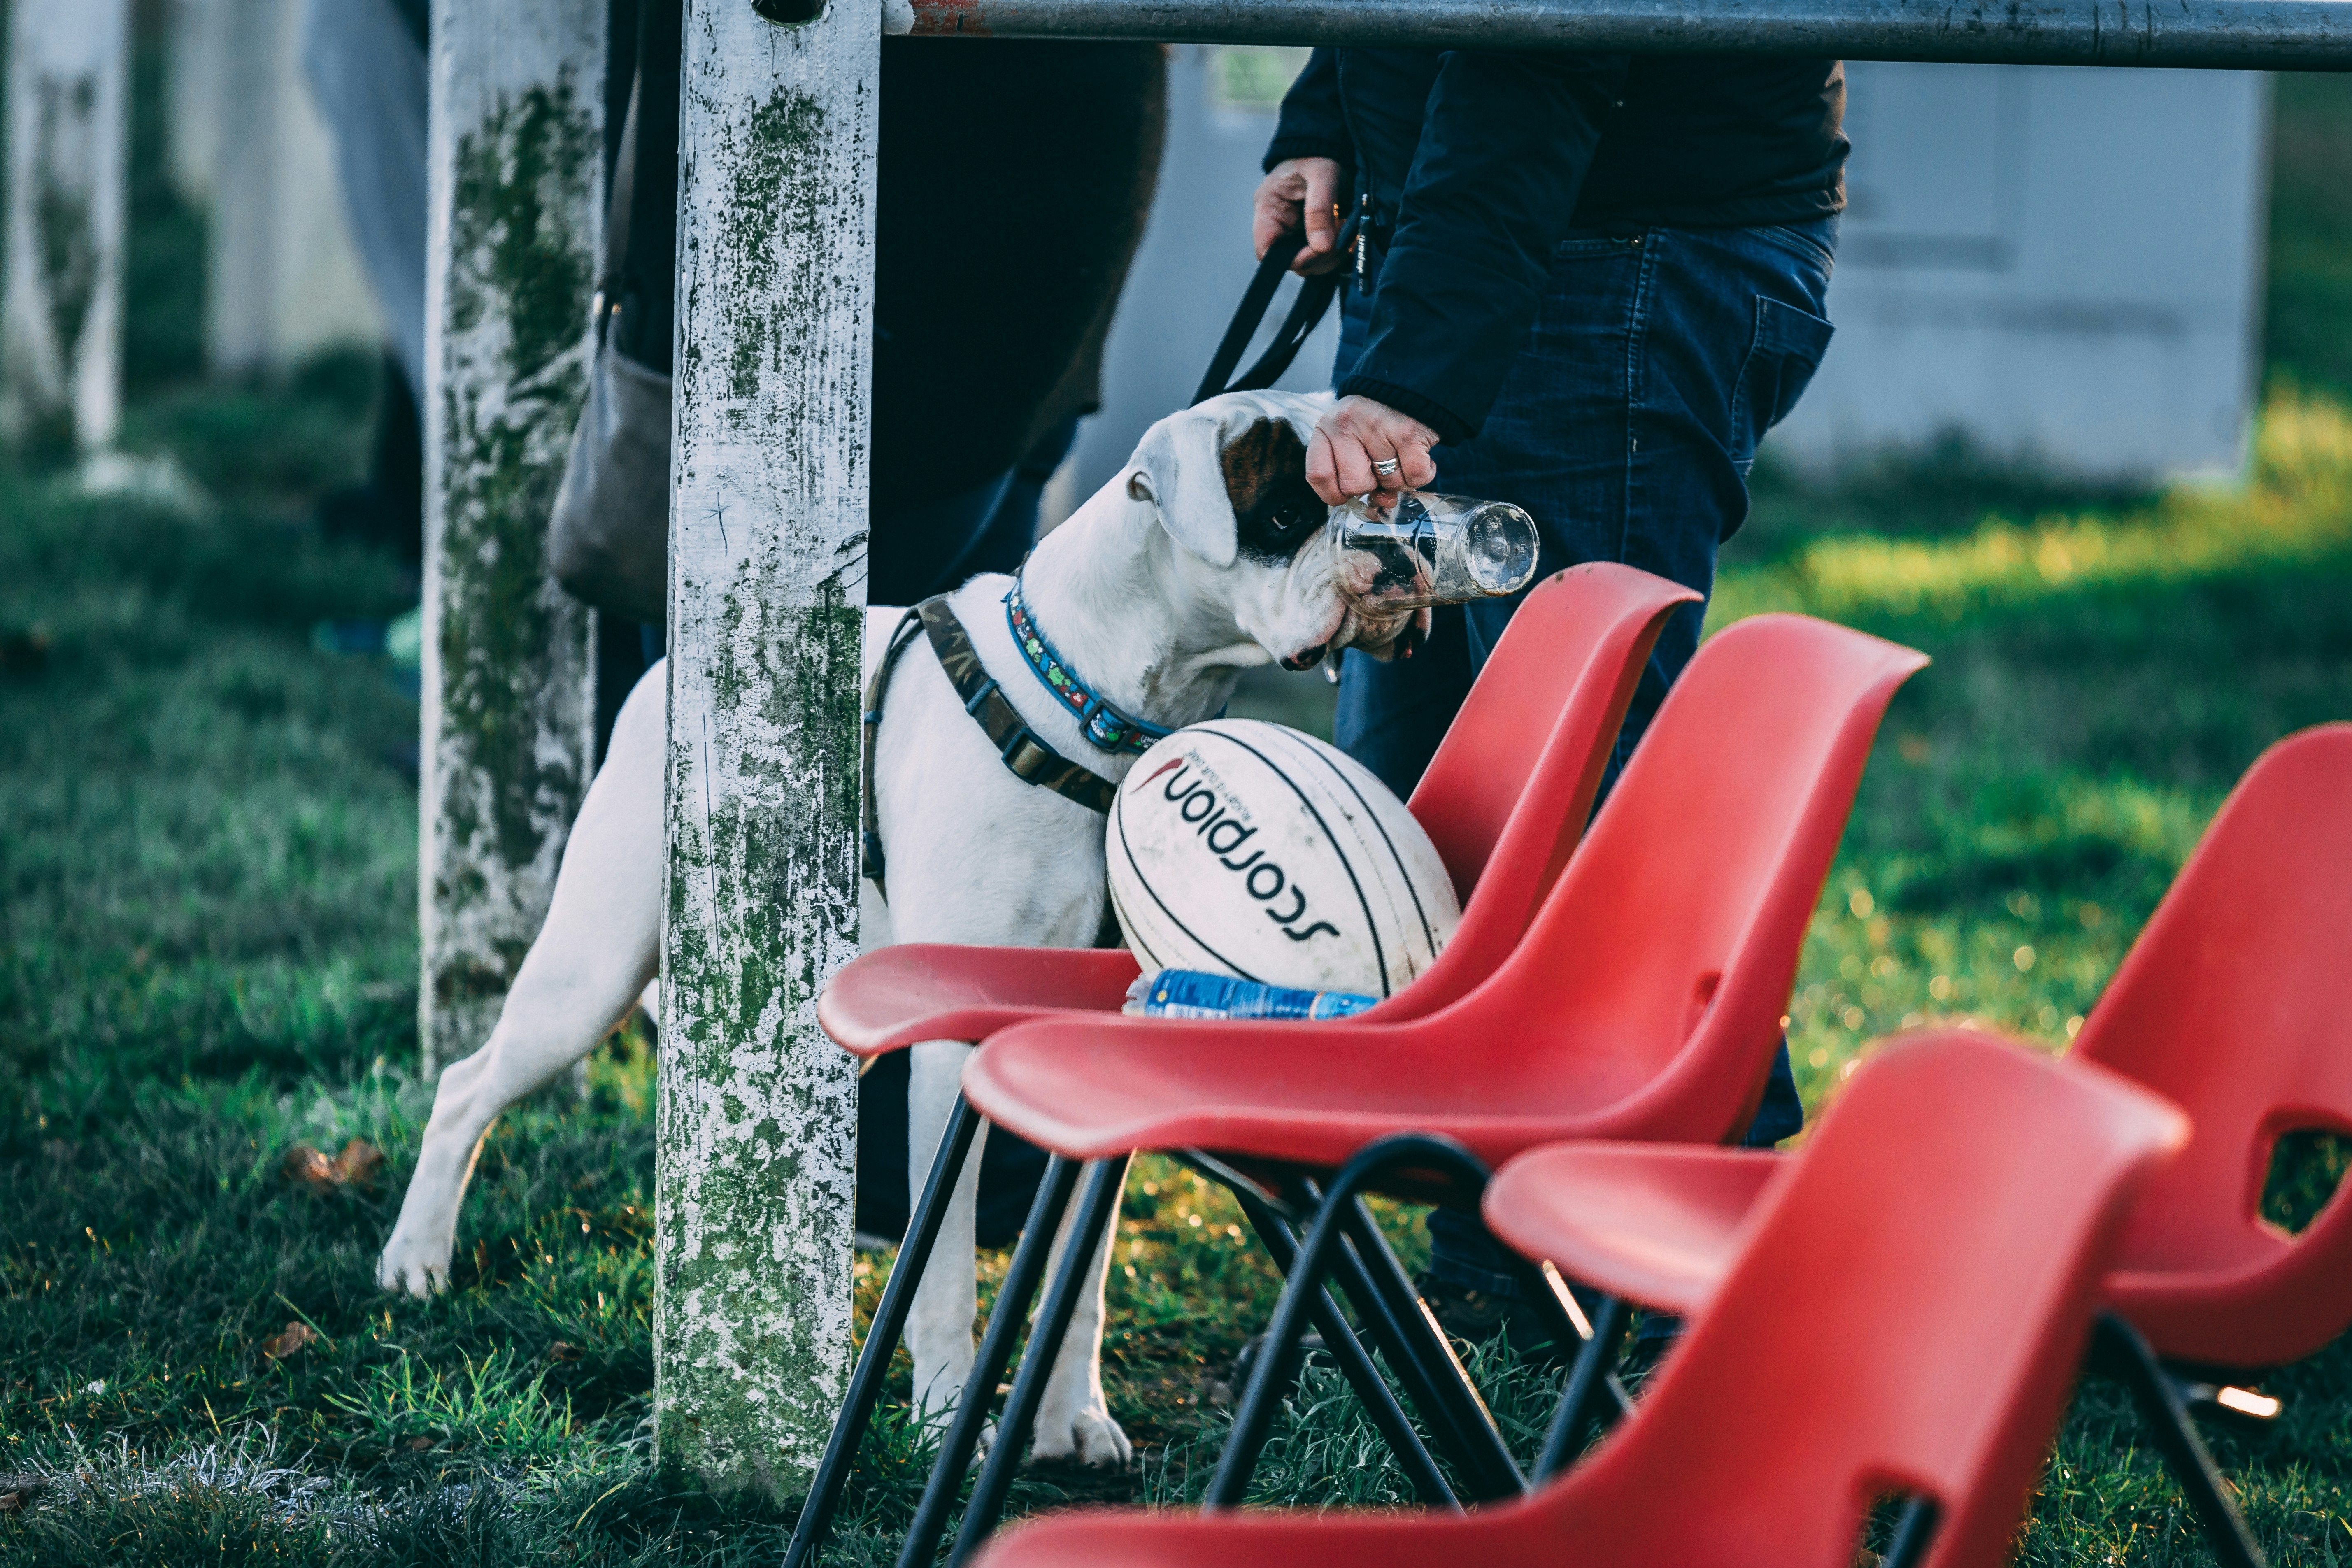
[900,0,2352,72]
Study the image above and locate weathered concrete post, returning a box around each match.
[418,0,605,1073]
[654,0,875,1497]
[0,0,128,453]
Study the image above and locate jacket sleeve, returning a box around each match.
[1342,52,1628,444]
[1262,48,1352,171]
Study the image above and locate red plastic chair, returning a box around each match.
[1480,725,2352,1568]
[2084,723,2352,1368]
[786,564,1696,1568]
[970,1033,2188,1568]
[918,614,1924,1560]
[818,562,1698,1055]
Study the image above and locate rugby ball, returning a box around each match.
[1107,719,1460,998]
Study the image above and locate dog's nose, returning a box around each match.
[1281,644,1328,672]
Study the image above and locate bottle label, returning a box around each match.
[1124,969,1379,1022]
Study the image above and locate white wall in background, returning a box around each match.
[171,0,382,373]
[1772,64,2270,483]
[1053,46,1341,517]
[1068,53,2270,498]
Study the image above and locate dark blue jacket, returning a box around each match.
[1267,49,1846,442]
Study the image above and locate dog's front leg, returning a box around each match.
[1030,1179,1133,1467]
[378,665,668,1297]
[904,1036,988,1431]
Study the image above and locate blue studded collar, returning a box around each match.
[1004,575,1175,756]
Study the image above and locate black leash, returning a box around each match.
[1192,226,1351,406]
[868,227,1370,892]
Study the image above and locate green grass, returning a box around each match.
[6,65,2352,1568]
[2268,75,2352,406]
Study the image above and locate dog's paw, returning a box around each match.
[1029,1407,1132,1469]
[376,1233,453,1298]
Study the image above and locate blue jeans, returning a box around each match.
[1333,219,1836,1300]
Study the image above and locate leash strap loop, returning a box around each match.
[1192,224,1354,407]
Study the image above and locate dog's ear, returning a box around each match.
[1126,408,1238,568]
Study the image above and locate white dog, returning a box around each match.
[375,389,1422,1468]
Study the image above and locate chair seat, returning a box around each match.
[1484,1130,2321,1370]
[2105,1230,2305,1371]
[816,944,1139,1057]
[961,1013,1705,1171]
[1482,1144,1784,1318]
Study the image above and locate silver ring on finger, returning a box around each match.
[1372,458,1401,477]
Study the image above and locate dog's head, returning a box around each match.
[1122,391,1427,670]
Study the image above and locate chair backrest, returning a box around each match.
[1540,1031,2187,1568]
[2073,724,2352,1361]
[1447,613,1926,1127]
[1380,563,1696,1018]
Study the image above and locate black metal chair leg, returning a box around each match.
[949,1155,1134,1563]
[1305,1221,1496,1488]
[1186,1152,1498,1496]
[1211,1135,1525,1508]
[1226,1184,1459,1509]
[786,1095,984,1568]
[1516,1257,1635,1424]
[893,1154,1083,1568]
[2090,1313,2268,1568]
[1882,1497,1941,1568]
[1333,1194,1524,1500]
[1534,1293,1628,1479]
[1207,1148,1407,1505]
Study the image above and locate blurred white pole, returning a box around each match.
[200,0,389,377]
[1,0,128,453]
[417,0,604,1074]
[654,0,874,1497]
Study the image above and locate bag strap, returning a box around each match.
[585,76,641,351]
[1191,226,1349,406]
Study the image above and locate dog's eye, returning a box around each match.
[1269,503,1320,536]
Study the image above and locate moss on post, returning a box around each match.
[419,1,605,1073]
[656,0,876,1499]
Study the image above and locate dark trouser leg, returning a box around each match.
[1334,219,1839,1325]
[865,418,1078,607]
[1331,605,1475,803]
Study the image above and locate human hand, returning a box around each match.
[1252,157,1347,275]
[1307,395,1440,507]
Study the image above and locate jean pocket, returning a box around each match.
[1731,295,1836,454]
[1753,221,1838,279]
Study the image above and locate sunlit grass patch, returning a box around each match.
[1717,391,2352,630]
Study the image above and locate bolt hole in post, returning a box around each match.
[752,0,828,26]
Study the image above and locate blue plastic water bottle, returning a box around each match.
[1125,969,1378,1022]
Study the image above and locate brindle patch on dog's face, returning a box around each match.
[1220,419,1328,564]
